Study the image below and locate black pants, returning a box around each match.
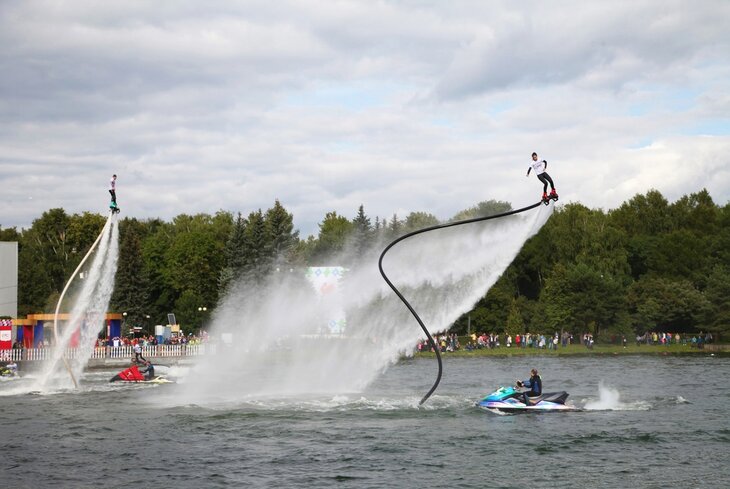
[523,392,539,405]
[109,189,116,203]
[537,172,555,193]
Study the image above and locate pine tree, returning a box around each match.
[111,219,150,326]
[219,212,247,291]
[265,199,299,264]
[351,204,372,258]
[243,209,270,284]
[388,213,402,240]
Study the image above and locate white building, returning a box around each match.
[0,242,18,318]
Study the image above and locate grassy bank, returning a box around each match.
[414,343,730,358]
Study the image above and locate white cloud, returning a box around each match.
[0,1,728,236]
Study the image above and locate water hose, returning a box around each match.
[378,201,542,405]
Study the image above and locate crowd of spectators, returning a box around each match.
[635,331,713,348]
[415,330,716,353]
[96,331,209,348]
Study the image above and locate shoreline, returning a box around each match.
[411,343,730,358]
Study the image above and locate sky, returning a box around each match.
[1,0,728,237]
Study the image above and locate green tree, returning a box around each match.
[174,289,206,335]
[386,213,402,240]
[627,276,710,333]
[451,200,512,221]
[17,209,106,313]
[0,225,20,242]
[219,212,247,291]
[265,199,299,264]
[22,208,72,295]
[111,218,149,326]
[141,221,175,321]
[350,204,373,257]
[242,209,270,282]
[311,211,353,263]
[609,189,672,236]
[403,211,439,233]
[504,298,525,337]
[164,229,224,308]
[540,263,573,332]
[701,265,730,339]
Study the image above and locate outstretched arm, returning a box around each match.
[526,167,531,177]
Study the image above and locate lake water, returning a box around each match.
[1,354,727,488]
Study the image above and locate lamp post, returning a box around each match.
[122,312,128,337]
[144,314,150,336]
[198,307,208,333]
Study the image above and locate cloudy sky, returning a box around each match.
[1,1,728,236]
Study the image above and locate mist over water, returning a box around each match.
[33,215,120,392]
[180,205,553,405]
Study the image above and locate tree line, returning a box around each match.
[1,189,728,339]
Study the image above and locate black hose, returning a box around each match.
[378,201,543,405]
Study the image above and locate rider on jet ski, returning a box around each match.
[141,361,155,380]
[516,368,542,405]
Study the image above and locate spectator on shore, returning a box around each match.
[133,342,146,364]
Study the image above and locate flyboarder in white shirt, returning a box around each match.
[526,152,558,204]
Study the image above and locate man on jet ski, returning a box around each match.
[141,361,155,380]
[516,368,542,405]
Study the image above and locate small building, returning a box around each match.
[0,313,123,349]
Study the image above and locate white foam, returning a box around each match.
[583,381,651,411]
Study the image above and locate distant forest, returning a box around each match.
[1,189,728,340]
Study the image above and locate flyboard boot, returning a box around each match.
[110,201,120,214]
[549,188,559,202]
[542,192,550,205]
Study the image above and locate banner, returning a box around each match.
[0,319,11,349]
[305,267,347,334]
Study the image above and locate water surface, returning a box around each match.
[1,355,727,488]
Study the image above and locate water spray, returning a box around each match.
[378,201,543,405]
[52,212,113,388]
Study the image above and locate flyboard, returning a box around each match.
[542,191,559,206]
[378,199,554,405]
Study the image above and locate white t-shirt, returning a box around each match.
[530,159,547,175]
[109,178,116,190]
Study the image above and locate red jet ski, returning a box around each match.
[109,364,171,383]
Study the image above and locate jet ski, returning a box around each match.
[109,364,172,384]
[477,385,579,413]
[0,362,19,378]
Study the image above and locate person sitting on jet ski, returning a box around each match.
[516,368,542,405]
[141,361,155,380]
